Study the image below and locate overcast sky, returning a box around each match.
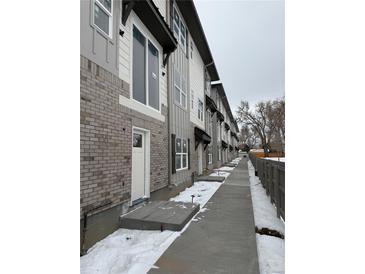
[195,0,284,114]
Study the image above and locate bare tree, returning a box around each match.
[236,98,285,155]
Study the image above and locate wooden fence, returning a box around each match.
[249,153,285,220]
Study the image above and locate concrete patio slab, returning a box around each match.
[195,176,225,182]
[119,201,200,231]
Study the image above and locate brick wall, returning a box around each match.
[80,55,169,217]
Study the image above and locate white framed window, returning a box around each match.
[93,0,113,38]
[190,41,193,59]
[175,138,188,171]
[218,146,221,161]
[198,99,203,121]
[191,90,194,110]
[174,68,187,108]
[132,25,160,111]
[173,7,187,53]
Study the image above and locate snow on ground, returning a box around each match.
[215,166,235,171]
[247,160,285,274]
[263,157,285,162]
[210,170,231,178]
[256,235,285,274]
[80,170,235,274]
[247,161,284,234]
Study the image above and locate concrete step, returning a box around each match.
[195,176,225,182]
[119,201,200,231]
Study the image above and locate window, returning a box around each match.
[174,68,187,108]
[198,99,203,121]
[175,138,188,170]
[208,146,212,164]
[191,90,194,110]
[207,109,212,136]
[218,146,221,161]
[93,0,112,37]
[173,8,187,53]
[190,41,193,59]
[133,133,142,147]
[132,25,160,111]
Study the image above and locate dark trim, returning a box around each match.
[224,122,230,131]
[216,111,224,123]
[221,140,228,149]
[205,94,217,113]
[171,134,176,174]
[194,127,211,150]
[188,138,191,170]
[122,0,177,55]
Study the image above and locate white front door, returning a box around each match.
[198,144,203,175]
[131,130,146,202]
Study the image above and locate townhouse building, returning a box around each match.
[80,0,240,251]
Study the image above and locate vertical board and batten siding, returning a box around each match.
[80,0,120,76]
[118,10,168,108]
[169,6,191,185]
[189,36,205,130]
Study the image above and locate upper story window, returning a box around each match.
[93,0,113,37]
[198,99,203,121]
[173,8,187,53]
[190,41,193,59]
[132,25,160,111]
[174,68,187,108]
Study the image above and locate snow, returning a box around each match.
[209,170,231,178]
[80,171,234,274]
[263,157,285,163]
[256,235,285,274]
[247,160,285,274]
[170,181,223,208]
[214,166,235,171]
[247,160,284,234]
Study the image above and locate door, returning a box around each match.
[131,130,145,202]
[198,144,203,175]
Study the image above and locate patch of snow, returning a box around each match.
[256,234,285,274]
[247,161,285,234]
[247,160,285,274]
[170,181,222,209]
[214,166,235,171]
[81,179,224,274]
[263,157,285,162]
[210,170,231,178]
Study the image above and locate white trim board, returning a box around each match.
[119,95,165,122]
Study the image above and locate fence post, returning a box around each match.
[274,164,280,218]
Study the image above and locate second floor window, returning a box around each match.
[198,99,203,121]
[132,25,160,111]
[93,0,112,37]
[174,68,187,108]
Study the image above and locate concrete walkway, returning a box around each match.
[149,158,260,274]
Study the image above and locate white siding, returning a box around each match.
[152,0,167,20]
[189,36,205,129]
[118,11,168,108]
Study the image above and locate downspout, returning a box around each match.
[167,0,172,186]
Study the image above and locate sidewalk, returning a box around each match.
[149,158,260,274]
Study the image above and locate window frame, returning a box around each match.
[198,99,204,121]
[131,22,161,113]
[173,7,187,53]
[93,0,113,38]
[175,137,188,171]
[174,70,187,109]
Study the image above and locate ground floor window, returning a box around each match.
[175,137,188,170]
[218,146,221,161]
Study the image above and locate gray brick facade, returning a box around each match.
[80,55,169,217]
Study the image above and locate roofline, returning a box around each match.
[211,83,239,132]
[176,0,220,80]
